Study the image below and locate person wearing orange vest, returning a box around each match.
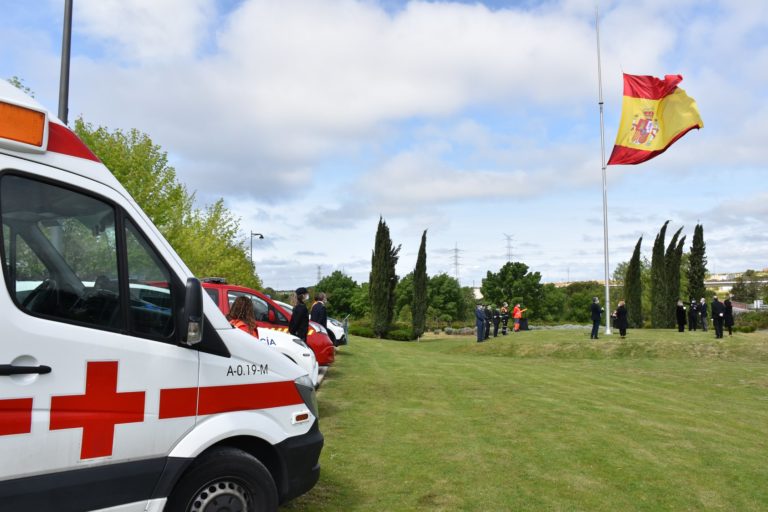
[512,303,527,332]
[227,295,259,336]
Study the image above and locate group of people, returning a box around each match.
[676,296,734,338]
[587,294,735,341]
[227,286,330,342]
[475,302,527,342]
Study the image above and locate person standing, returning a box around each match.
[475,304,485,342]
[492,307,501,337]
[613,299,628,338]
[289,287,310,342]
[512,303,527,332]
[310,292,328,329]
[699,297,708,332]
[675,299,687,332]
[590,297,603,339]
[724,295,735,337]
[484,305,492,340]
[688,299,698,331]
[711,295,725,339]
[500,302,510,335]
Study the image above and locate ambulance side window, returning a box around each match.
[0,174,123,329]
[227,291,269,321]
[125,219,174,339]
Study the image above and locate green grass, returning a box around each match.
[281,329,768,511]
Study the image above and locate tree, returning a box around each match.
[315,270,359,317]
[730,270,764,303]
[394,273,414,320]
[369,217,400,337]
[73,120,261,289]
[625,236,644,328]
[650,221,669,328]
[412,230,428,338]
[538,284,567,322]
[562,281,604,323]
[481,261,543,319]
[687,224,707,302]
[351,282,371,318]
[427,274,464,327]
[662,227,684,328]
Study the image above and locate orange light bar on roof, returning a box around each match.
[0,100,46,148]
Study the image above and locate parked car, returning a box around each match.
[275,299,347,347]
[203,279,335,366]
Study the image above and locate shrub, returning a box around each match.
[349,325,375,338]
[444,327,454,335]
[386,329,416,341]
[734,310,768,332]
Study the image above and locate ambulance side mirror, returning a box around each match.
[182,277,204,346]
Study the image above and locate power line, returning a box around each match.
[503,233,514,262]
[316,265,322,283]
[453,242,461,284]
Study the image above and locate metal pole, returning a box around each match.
[58,0,73,124]
[596,6,612,335]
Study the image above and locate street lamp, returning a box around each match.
[250,232,264,269]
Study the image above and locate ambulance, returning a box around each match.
[0,81,323,511]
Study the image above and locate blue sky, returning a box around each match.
[2,0,767,291]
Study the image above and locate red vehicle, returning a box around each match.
[203,278,335,366]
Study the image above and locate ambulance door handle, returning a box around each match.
[0,364,52,376]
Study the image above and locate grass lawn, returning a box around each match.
[282,328,768,511]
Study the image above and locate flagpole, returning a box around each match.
[596,6,612,335]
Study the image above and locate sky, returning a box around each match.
[1,0,767,291]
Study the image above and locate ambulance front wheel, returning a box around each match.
[166,447,279,512]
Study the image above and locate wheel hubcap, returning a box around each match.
[189,480,251,512]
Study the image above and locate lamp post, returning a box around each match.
[250,232,264,269]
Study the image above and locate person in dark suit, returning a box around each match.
[711,295,725,339]
[724,295,734,336]
[288,287,310,341]
[590,297,603,339]
[688,299,698,331]
[483,305,492,340]
[310,292,328,329]
[475,304,485,342]
[613,299,628,338]
[492,307,501,337]
[676,299,687,332]
[699,298,708,331]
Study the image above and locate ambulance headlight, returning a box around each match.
[294,375,319,418]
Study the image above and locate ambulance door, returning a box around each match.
[0,164,198,510]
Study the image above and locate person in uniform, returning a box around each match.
[475,304,485,342]
[500,302,510,335]
[699,297,708,332]
[492,307,501,337]
[484,305,492,340]
[289,287,310,342]
[688,299,698,331]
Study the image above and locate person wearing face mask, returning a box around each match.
[289,287,310,342]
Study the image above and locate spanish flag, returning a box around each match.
[607,74,703,165]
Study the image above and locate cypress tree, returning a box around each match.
[662,227,683,327]
[412,230,428,339]
[369,217,401,337]
[687,224,707,302]
[650,221,669,328]
[625,236,643,328]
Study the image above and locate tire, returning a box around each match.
[165,447,278,512]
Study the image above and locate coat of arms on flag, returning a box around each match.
[608,74,703,165]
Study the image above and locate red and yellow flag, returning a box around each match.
[607,74,703,165]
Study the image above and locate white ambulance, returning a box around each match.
[0,81,323,511]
